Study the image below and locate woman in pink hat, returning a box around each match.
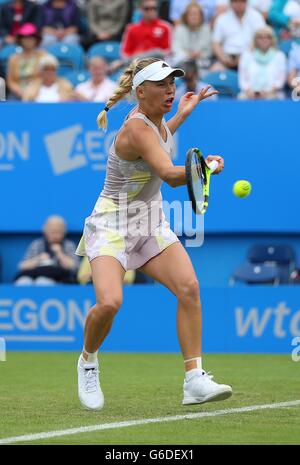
[1,0,40,46]
[7,23,47,100]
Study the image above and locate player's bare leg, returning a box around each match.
[140,242,202,365]
[83,256,125,355]
[139,242,232,405]
[78,256,125,410]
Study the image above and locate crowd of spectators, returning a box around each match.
[0,0,299,101]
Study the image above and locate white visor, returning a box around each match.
[132,61,185,91]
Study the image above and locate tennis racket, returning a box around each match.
[185,148,219,215]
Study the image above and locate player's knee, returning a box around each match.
[94,297,122,318]
[177,278,200,304]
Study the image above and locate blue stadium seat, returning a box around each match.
[279,38,300,56]
[248,244,295,264]
[0,44,22,74]
[64,70,90,87]
[87,41,121,62]
[247,244,296,283]
[45,43,85,76]
[232,262,279,285]
[204,70,239,97]
[0,0,10,4]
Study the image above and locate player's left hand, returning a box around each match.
[178,86,219,117]
[206,155,224,174]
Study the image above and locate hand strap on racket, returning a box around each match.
[207,160,219,173]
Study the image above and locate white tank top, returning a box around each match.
[98,111,176,237]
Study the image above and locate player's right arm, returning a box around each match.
[123,119,187,188]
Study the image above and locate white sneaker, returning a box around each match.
[77,356,104,410]
[183,369,232,405]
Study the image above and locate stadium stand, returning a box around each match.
[247,244,296,284]
[45,43,85,75]
[0,0,297,100]
[204,70,239,97]
[231,262,280,285]
[86,41,121,62]
[64,69,90,86]
[231,244,297,285]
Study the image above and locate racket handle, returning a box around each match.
[207,160,219,173]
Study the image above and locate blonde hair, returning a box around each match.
[39,54,59,71]
[253,26,277,50]
[97,57,161,131]
[181,1,204,27]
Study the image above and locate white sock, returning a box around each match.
[82,349,98,364]
[184,356,202,371]
[185,368,203,382]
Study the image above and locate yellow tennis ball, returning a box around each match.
[233,180,252,198]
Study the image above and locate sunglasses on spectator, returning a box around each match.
[257,35,272,39]
[143,6,158,11]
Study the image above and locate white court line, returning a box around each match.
[1,400,299,445]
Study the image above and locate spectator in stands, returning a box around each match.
[238,26,287,99]
[169,0,216,24]
[175,59,218,100]
[1,0,41,46]
[7,23,47,100]
[121,0,171,60]
[212,0,265,70]
[70,56,117,102]
[81,0,131,50]
[22,54,73,101]
[40,0,81,47]
[288,42,300,94]
[215,0,272,19]
[269,0,300,40]
[15,215,79,285]
[172,2,212,74]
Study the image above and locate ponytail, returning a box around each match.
[97,57,161,131]
[97,60,138,130]
[96,105,110,131]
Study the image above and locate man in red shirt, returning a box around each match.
[121,0,171,59]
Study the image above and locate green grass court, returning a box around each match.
[0,353,299,445]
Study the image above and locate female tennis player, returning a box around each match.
[76,57,232,410]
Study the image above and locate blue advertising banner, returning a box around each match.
[0,284,299,354]
[0,101,299,233]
